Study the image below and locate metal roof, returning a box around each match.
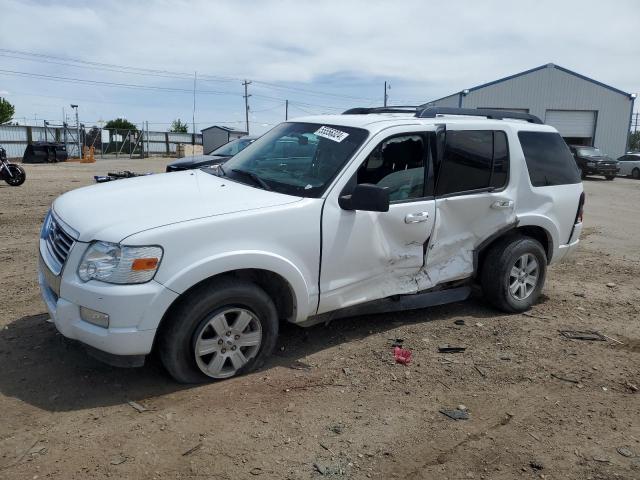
[201,125,248,134]
[427,63,633,103]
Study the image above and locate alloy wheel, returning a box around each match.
[508,253,539,301]
[193,308,262,379]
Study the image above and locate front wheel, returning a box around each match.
[159,277,278,383]
[605,175,615,181]
[481,235,547,313]
[4,164,26,186]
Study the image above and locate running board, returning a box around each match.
[300,286,471,326]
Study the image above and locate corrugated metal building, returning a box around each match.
[424,63,636,158]
[201,125,248,154]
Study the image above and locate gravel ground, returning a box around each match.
[0,158,639,479]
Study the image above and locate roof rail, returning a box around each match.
[343,106,419,115]
[416,107,543,124]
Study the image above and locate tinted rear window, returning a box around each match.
[518,132,581,186]
[436,130,509,196]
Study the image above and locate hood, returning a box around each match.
[167,154,229,169]
[53,170,301,242]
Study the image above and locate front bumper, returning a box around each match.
[38,244,178,357]
[583,165,619,175]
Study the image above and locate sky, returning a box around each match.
[0,0,638,135]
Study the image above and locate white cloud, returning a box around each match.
[0,0,637,130]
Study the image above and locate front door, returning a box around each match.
[318,130,436,314]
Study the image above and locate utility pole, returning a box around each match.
[145,121,150,158]
[192,71,197,145]
[243,80,251,134]
[285,99,288,120]
[70,104,80,159]
[384,81,389,107]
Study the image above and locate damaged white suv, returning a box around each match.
[38,107,584,382]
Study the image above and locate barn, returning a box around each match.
[424,63,636,158]
[201,125,248,154]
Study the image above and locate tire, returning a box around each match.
[481,235,547,313]
[632,168,640,180]
[605,175,615,181]
[4,164,26,186]
[159,277,278,383]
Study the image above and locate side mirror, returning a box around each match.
[339,184,389,212]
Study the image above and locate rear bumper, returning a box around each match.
[553,222,582,263]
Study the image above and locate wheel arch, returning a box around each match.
[474,223,554,280]
[144,251,314,333]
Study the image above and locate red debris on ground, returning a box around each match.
[393,346,412,365]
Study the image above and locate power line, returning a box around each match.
[0,48,378,102]
[0,69,349,112]
[0,68,240,95]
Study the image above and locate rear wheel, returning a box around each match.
[159,277,278,383]
[481,235,547,313]
[632,168,640,180]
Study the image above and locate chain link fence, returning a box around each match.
[0,124,202,160]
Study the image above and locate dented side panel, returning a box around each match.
[318,199,436,314]
[416,191,518,290]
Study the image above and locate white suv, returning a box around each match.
[38,107,584,382]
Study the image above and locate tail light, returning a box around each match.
[576,192,585,223]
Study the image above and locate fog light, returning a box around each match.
[80,306,110,328]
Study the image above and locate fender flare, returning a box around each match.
[513,214,559,260]
[156,250,314,324]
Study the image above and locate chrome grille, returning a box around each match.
[44,215,75,273]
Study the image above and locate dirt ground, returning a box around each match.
[1,157,639,480]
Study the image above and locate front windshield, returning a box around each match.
[211,138,254,156]
[577,147,603,157]
[211,122,368,198]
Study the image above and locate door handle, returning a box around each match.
[491,199,514,210]
[404,212,430,224]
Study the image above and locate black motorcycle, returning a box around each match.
[0,145,26,186]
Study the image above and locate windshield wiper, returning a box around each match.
[231,169,272,191]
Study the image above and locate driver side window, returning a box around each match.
[357,135,426,202]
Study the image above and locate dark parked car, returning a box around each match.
[166,136,256,172]
[568,145,618,180]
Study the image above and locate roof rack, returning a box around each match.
[342,106,419,115]
[416,107,543,124]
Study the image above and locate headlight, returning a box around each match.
[78,241,163,284]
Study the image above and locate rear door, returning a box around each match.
[420,127,516,288]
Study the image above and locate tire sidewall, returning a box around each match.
[632,168,640,179]
[163,281,278,383]
[498,239,547,311]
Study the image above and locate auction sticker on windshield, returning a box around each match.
[315,126,349,143]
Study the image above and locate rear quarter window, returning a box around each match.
[518,131,581,187]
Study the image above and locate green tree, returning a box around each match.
[0,98,15,124]
[629,131,640,152]
[170,118,189,133]
[104,118,138,132]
